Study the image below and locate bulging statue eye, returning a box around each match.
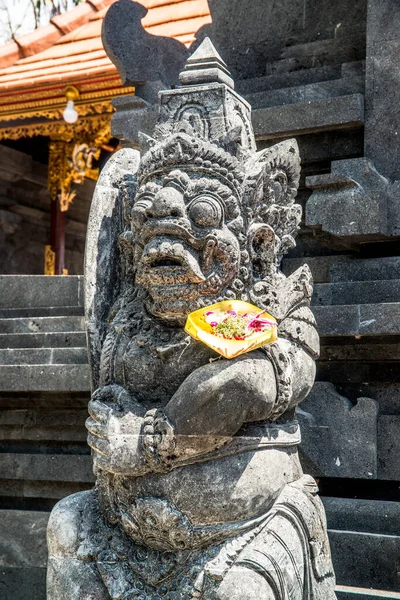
[131,197,153,225]
[188,196,223,227]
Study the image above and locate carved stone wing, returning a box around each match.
[84,147,140,391]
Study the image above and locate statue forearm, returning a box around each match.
[164,354,277,435]
[159,353,277,461]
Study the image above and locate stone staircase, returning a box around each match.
[284,255,400,600]
[0,271,399,599]
[0,276,92,600]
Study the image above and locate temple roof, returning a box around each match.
[0,0,211,128]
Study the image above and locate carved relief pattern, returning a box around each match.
[48,122,110,209]
[77,477,334,600]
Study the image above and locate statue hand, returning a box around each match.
[86,385,148,475]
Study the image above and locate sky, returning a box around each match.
[0,0,76,44]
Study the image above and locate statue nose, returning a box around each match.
[147,187,186,218]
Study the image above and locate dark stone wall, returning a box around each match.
[202,0,367,81]
[0,142,93,276]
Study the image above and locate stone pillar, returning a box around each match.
[306,0,400,240]
[364,0,400,181]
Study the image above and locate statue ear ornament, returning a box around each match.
[247,222,277,279]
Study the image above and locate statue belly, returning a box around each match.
[114,445,303,526]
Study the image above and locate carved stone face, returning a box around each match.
[132,168,243,322]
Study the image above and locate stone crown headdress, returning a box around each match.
[136,37,302,268]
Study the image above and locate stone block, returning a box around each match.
[0,364,90,392]
[320,342,400,363]
[0,510,49,567]
[312,303,400,337]
[0,408,87,442]
[312,305,360,336]
[0,566,46,600]
[0,479,90,501]
[365,38,400,181]
[282,255,351,284]
[312,280,400,306]
[293,129,363,164]
[0,454,94,483]
[311,283,332,305]
[378,415,400,480]
[0,331,86,349]
[236,65,341,97]
[388,181,400,237]
[252,94,364,140]
[0,276,83,310]
[330,257,400,282]
[336,587,400,600]
[328,530,400,590]
[306,158,388,238]
[208,0,305,54]
[0,409,87,428]
[317,362,400,384]
[0,347,87,365]
[359,303,400,335]
[360,386,400,416]
[247,75,363,110]
[367,0,400,43]
[0,305,83,319]
[323,497,400,536]
[298,382,378,478]
[0,315,84,334]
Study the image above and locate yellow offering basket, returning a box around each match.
[184,300,278,359]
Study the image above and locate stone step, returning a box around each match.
[320,342,400,362]
[313,280,400,306]
[336,587,400,599]
[323,497,400,537]
[0,509,48,600]
[0,275,83,310]
[329,530,400,591]
[0,364,90,392]
[252,93,364,140]
[312,303,400,337]
[0,347,87,365]
[282,255,400,285]
[0,453,94,483]
[0,408,87,442]
[237,64,342,95]
[0,305,83,319]
[0,479,90,501]
[246,74,363,110]
[0,331,86,349]
[0,426,87,443]
[0,408,87,427]
[0,315,84,334]
[282,255,351,284]
[317,361,400,386]
[330,257,400,283]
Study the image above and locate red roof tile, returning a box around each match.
[0,0,211,95]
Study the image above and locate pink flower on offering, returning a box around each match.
[203,311,219,327]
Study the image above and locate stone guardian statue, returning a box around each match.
[47,37,337,600]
